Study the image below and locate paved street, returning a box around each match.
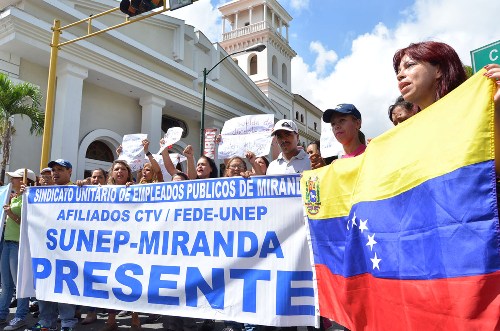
[6,307,224,330]
[5,305,324,331]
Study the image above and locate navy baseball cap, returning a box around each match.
[48,159,73,169]
[323,104,362,123]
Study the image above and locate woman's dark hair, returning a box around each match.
[93,168,107,178]
[255,156,270,168]
[198,156,218,178]
[173,171,189,181]
[388,95,416,121]
[393,41,466,100]
[358,131,366,145]
[308,140,320,150]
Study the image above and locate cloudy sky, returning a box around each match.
[167,0,500,138]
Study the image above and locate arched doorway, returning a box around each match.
[84,140,114,179]
[77,129,122,179]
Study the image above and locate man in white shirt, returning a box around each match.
[266,119,311,175]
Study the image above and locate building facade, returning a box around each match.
[0,0,279,179]
[0,0,321,179]
[218,0,321,153]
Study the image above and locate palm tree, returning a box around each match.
[0,73,44,181]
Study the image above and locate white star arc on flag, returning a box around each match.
[371,252,382,270]
[359,219,368,233]
[347,212,356,230]
[366,234,377,251]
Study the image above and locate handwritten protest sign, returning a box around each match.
[118,134,148,172]
[218,115,274,159]
[320,120,343,158]
[19,176,317,327]
[158,127,184,154]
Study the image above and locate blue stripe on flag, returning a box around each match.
[309,160,500,279]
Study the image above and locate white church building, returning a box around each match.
[0,0,321,179]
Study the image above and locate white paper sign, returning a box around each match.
[158,128,184,154]
[218,115,274,159]
[118,134,148,172]
[320,120,343,158]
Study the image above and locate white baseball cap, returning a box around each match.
[271,119,299,136]
[6,168,36,182]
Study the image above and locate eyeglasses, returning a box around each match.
[229,165,245,170]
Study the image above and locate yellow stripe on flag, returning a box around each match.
[303,70,495,220]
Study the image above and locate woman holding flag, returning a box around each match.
[393,41,500,170]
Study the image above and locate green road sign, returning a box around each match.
[471,40,500,73]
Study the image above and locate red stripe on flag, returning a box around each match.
[316,264,500,331]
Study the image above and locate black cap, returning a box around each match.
[323,104,362,123]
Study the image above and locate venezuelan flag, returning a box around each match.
[301,71,500,330]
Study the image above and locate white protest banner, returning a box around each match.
[158,128,184,155]
[204,128,217,159]
[218,115,274,159]
[19,176,317,327]
[320,120,343,158]
[118,134,148,172]
[0,184,11,236]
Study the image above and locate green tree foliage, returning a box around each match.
[464,65,474,79]
[0,73,44,181]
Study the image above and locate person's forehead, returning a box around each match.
[395,105,413,115]
[398,54,414,67]
[276,130,296,136]
[331,113,352,121]
[52,165,69,171]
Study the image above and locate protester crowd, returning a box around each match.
[0,42,499,331]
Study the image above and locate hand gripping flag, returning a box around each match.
[301,70,500,331]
